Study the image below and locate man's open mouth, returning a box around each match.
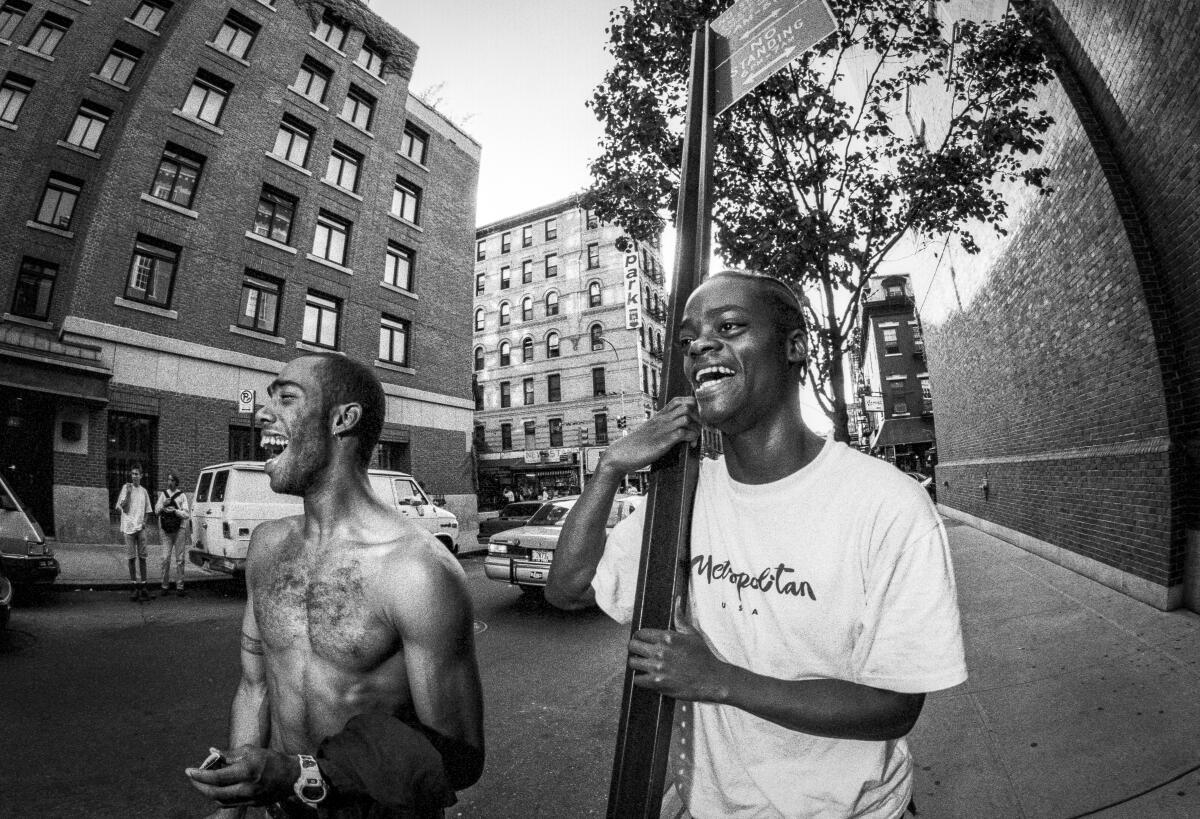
[261,432,289,465]
[693,366,735,395]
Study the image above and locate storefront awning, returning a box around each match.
[870,417,935,451]
[0,356,110,406]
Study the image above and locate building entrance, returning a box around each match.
[0,389,56,535]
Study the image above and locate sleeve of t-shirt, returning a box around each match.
[852,518,968,693]
[590,501,646,625]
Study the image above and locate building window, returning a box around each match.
[590,324,604,351]
[521,259,533,284]
[473,346,484,371]
[500,231,511,253]
[0,73,32,123]
[882,326,900,355]
[324,143,361,192]
[587,243,600,269]
[181,70,231,125]
[302,291,340,348]
[151,144,204,209]
[98,42,141,86]
[521,225,532,248]
[547,373,561,402]
[545,217,557,241]
[237,271,281,334]
[107,412,157,511]
[25,11,69,57]
[500,422,512,450]
[313,11,346,50]
[476,240,486,261]
[545,252,558,278]
[588,281,602,308]
[474,308,484,331]
[499,340,511,366]
[888,377,908,415]
[546,331,560,359]
[212,10,258,59]
[384,242,414,290]
[545,291,559,316]
[272,115,312,166]
[0,2,30,41]
[475,273,485,295]
[592,366,606,396]
[253,186,296,245]
[400,123,428,164]
[499,381,511,408]
[35,174,81,230]
[473,423,486,450]
[373,440,411,472]
[391,178,420,223]
[293,57,331,104]
[499,302,510,326]
[522,336,534,362]
[312,211,350,265]
[523,420,536,449]
[129,0,169,32]
[341,85,375,131]
[523,378,534,406]
[920,376,933,413]
[521,296,533,322]
[885,283,904,299]
[594,412,609,445]
[586,209,599,229]
[125,236,178,308]
[379,315,410,366]
[65,102,111,151]
[499,266,511,289]
[10,257,56,321]
[355,42,383,77]
[549,417,563,447]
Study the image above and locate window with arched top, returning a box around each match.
[588,281,602,308]
[546,331,560,358]
[499,339,511,366]
[473,346,484,371]
[474,308,484,331]
[656,330,663,352]
[499,302,510,326]
[521,296,533,322]
[522,336,534,362]
[590,323,604,351]
[545,290,559,316]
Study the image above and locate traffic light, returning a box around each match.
[578,428,590,446]
[617,416,627,429]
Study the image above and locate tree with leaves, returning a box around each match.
[586,0,1055,439]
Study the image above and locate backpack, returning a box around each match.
[159,490,183,533]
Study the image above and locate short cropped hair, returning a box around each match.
[710,269,806,337]
[307,354,386,467]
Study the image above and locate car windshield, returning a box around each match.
[527,499,576,526]
[503,502,542,519]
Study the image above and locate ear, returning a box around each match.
[329,402,363,438]
[785,327,807,367]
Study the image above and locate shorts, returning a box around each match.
[124,529,148,560]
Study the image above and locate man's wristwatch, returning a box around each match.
[294,754,327,808]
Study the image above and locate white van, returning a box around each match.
[188,461,459,576]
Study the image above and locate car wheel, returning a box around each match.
[436,535,457,554]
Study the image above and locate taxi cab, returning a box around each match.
[484,494,639,592]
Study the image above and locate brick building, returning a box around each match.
[908,1,1200,610]
[472,196,666,505]
[0,0,481,541]
[854,274,935,471]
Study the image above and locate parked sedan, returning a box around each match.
[0,473,59,586]
[477,501,545,545]
[485,495,640,592]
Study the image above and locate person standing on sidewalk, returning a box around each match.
[547,272,968,817]
[155,471,191,596]
[115,464,153,602]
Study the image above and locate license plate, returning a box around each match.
[532,549,554,563]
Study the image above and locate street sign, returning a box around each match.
[711,0,838,115]
[864,395,884,413]
[237,389,255,414]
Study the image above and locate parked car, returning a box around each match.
[0,473,59,586]
[189,462,459,576]
[485,495,640,592]
[477,501,544,545]
[902,469,936,502]
[0,563,11,631]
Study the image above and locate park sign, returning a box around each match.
[624,247,643,329]
[711,0,838,115]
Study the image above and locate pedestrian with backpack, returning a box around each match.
[156,472,191,596]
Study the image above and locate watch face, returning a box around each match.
[301,784,325,800]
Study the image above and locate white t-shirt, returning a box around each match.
[117,483,152,535]
[592,439,967,818]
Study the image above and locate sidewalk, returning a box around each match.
[912,518,1200,818]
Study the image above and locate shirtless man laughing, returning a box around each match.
[187,353,484,818]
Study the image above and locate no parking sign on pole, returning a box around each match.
[237,389,255,414]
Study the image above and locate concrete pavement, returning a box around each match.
[29,518,1200,817]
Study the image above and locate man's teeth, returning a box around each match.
[261,433,288,449]
[694,366,735,389]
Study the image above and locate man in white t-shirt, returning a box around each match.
[115,464,154,602]
[546,271,967,818]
